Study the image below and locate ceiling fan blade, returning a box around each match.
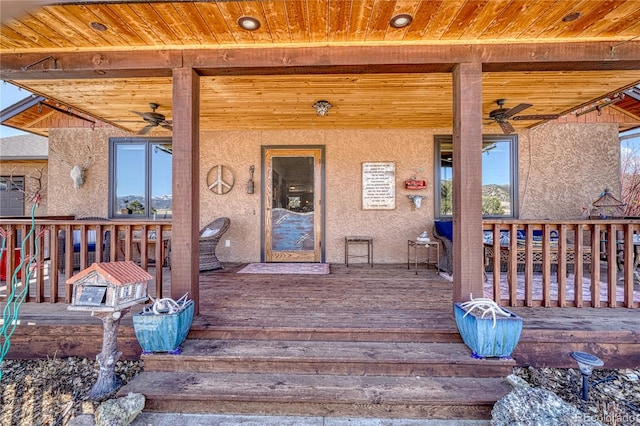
[511,114,560,121]
[138,124,155,135]
[160,123,173,130]
[498,120,515,134]
[130,110,146,118]
[503,103,532,118]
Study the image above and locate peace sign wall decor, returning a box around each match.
[206,165,235,195]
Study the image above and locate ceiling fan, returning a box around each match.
[130,103,172,135]
[484,99,559,134]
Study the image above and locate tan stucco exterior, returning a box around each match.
[518,123,620,220]
[0,160,48,216]
[42,122,621,264]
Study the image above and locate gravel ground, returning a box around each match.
[1,358,639,425]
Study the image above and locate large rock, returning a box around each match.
[491,376,604,426]
[95,393,145,426]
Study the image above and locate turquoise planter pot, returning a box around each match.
[453,302,522,359]
[133,300,194,354]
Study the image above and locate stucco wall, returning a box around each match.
[518,123,620,220]
[0,160,48,216]
[48,128,128,218]
[200,129,444,264]
[45,123,621,263]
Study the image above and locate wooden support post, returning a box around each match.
[452,62,484,303]
[171,68,201,315]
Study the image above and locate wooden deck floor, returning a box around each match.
[3,263,639,368]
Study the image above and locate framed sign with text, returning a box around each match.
[362,162,395,210]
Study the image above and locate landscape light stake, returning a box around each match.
[570,351,604,401]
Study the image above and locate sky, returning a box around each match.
[0,81,33,138]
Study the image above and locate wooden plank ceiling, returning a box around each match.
[2,1,640,133]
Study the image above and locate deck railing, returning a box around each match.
[0,219,172,304]
[483,220,640,308]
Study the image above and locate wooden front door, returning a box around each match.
[263,147,324,262]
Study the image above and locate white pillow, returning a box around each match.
[201,227,219,238]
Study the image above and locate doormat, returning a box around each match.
[237,263,330,275]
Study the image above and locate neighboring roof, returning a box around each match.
[0,134,48,160]
[66,261,153,286]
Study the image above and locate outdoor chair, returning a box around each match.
[432,221,453,274]
[57,217,111,273]
[199,217,231,271]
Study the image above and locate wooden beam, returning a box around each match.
[2,41,639,80]
[171,68,200,315]
[452,62,484,303]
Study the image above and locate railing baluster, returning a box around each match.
[524,224,534,307]
[622,224,637,308]
[50,224,59,303]
[154,224,164,298]
[557,224,567,307]
[574,224,584,308]
[491,225,501,303]
[508,223,518,305]
[591,224,602,307]
[35,225,45,303]
[542,223,551,307]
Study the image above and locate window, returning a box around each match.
[0,176,25,216]
[435,134,518,218]
[109,137,172,219]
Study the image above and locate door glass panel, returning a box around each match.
[271,157,315,251]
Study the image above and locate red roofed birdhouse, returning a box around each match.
[67,261,151,312]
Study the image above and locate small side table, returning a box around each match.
[345,236,373,267]
[407,240,439,274]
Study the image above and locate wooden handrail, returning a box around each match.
[0,219,172,304]
[483,219,640,309]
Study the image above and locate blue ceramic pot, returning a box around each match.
[453,302,522,359]
[133,300,194,354]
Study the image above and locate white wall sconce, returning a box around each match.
[407,195,425,209]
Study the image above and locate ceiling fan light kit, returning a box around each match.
[130,102,172,135]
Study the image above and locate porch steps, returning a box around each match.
[118,339,515,420]
[141,339,515,378]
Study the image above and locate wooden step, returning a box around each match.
[142,339,515,378]
[118,371,512,420]
[188,324,464,343]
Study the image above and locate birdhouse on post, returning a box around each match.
[67,261,151,400]
[67,261,151,312]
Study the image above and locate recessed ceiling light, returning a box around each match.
[238,16,261,31]
[90,21,107,31]
[389,14,413,29]
[562,12,582,22]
